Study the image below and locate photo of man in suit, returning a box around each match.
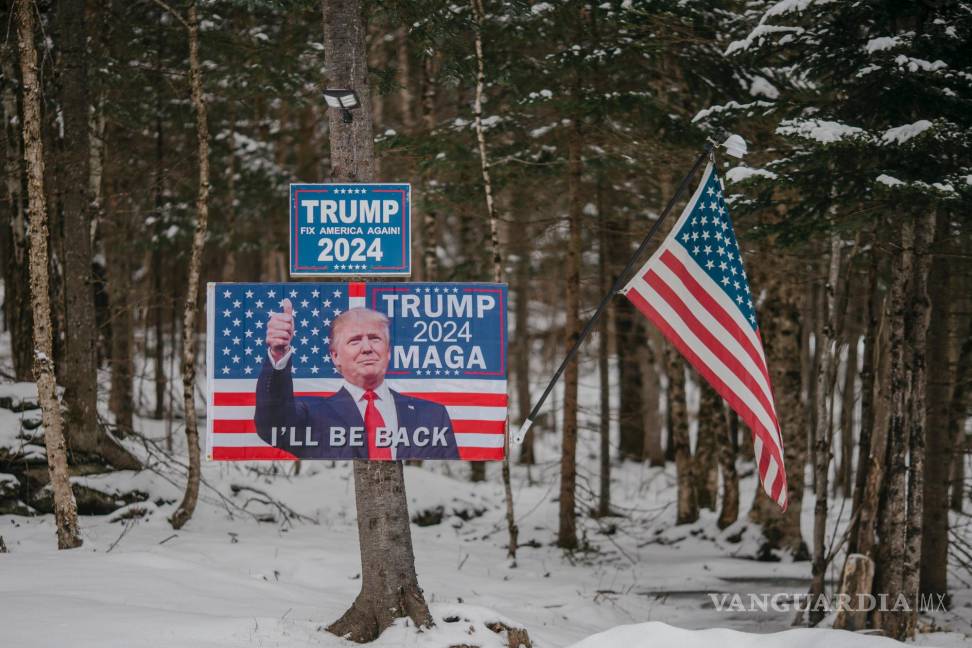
[254,300,459,460]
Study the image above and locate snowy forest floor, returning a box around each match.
[2,334,972,647]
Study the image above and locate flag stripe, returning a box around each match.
[626,286,787,500]
[659,243,772,390]
[640,270,779,431]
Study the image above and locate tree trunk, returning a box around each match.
[170,0,210,530]
[808,233,840,626]
[641,337,664,466]
[1,43,33,381]
[873,219,915,640]
[596,177,612,516]
[667,345,697,525]
[920,212,958,599]
[749,250,807,558]
[833,554,875,631]
[514,223,534,465]
[16,0,82,550]
[848,238,883,555]
[716,399,739,529]
[105,184,134,437]
[319,0,432,640]
[469,0,517,561]
[56,0,100,456]
[557,117,582,549]
[838,331,858,497]
[948,319,972,513]
[901,210,936,638]
[617,297,645,460]
[695,381,721,512]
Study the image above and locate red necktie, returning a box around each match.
[363,390,392,461]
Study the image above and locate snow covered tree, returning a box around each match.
[712,0,972,636]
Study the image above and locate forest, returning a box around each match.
[0,0,970,647]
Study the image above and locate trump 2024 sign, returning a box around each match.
[206,282,507,462]
[289,183,411,276]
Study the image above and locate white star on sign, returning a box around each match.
[223,290,231,298]
[245,290,253,298]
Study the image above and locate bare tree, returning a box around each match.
[155,0,210,530]
[16,0,82,550]
[469,0,518,560]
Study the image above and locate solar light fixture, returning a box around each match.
[721,134,748,159]
[322,89,361,124]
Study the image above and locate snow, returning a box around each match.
[726,25,804,56]
[882,120,933,144]
[865,36,903,53]
[894,55,947,72]
[749,76,780,99]
[726,166,778,183]
[0,381,40,408]
[876,174,905,187]
[776,118,865,144]
[3,328,972,647]
[567,622,900,648]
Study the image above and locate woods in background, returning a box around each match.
[0,0,970,642]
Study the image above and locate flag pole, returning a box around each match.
[512,141,715,444]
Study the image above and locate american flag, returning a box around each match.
[622,162,788,509]
[205,281,507,461]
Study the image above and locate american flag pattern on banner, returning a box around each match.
[206,282,507,461]
[622,162,788,509]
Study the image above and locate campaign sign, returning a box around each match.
[289,183,411,276]
[206,282,507,461]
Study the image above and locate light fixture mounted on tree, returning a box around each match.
[323,89,361,124]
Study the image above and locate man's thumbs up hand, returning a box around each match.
[266,298,295,364]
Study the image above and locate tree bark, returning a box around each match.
[901,210,936,638]
[469,0,517,561]
[617,297,646,461]
[920,212,958,599]
[514,223,535,465]
[56,0,100,456]
[716,398,739,529]
[749,250,806,558]
[597,179,611,517]
[170,0,210,530]
[16,0,82,550]
[808,233,840,626]
[838,331,858,497]
[948,318,972,513]
[873,219,915,640]
[1,42,33,381]
[695,380,721,512]
[319,0,432,640]
[641,337,664,466]
[848,238,883,555]
[666,345,697,525]
[557,117,582,549]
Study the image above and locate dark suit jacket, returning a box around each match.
[254,358,459,460]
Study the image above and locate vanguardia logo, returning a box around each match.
[707,592,948,613]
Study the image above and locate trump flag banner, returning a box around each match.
[206,281,507,462]
[621,162,788,509]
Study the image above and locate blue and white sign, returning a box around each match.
[289,183,411,276]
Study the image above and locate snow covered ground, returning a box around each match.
[2,335,972,647]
